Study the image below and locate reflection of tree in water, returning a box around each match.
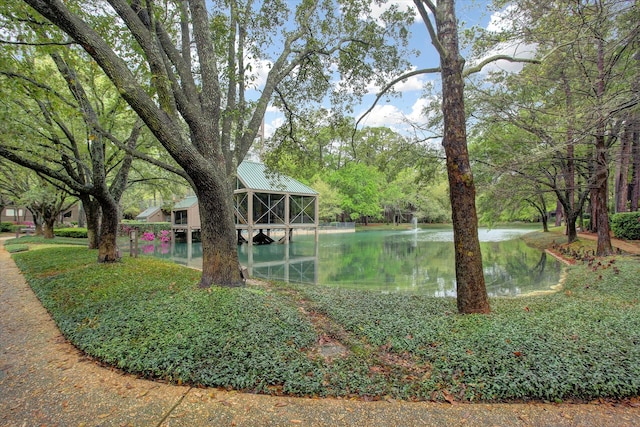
[251,260,317,284]
[321,232,459,291]
[156,231,562,296]
[481,240,562,296]
[317,231,562,296]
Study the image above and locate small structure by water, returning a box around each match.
[171,162,319,244]
[135,206,168,223]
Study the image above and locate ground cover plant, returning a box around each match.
[10,232,640,402]
[5,244,28,253]
[4,235,89,246]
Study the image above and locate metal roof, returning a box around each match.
[237,161,317,195]
[135,206,161,219]
[173,195,198,209]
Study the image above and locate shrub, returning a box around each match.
[119,222,171,240]
[55,227,88,238]
[611,212,640,240]
[0,222,13,232]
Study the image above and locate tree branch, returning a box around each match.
[0,38,75,46]
[413,0,446,58]
[463,55,541,77]
[104,129,191,183]
[354,66,440,132]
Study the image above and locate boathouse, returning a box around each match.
[135,206,169,223]
[171,162,318,244]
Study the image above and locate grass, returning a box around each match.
[9,231,640,403]
[4,235,89,247]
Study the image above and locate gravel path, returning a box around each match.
[1,236,639,426]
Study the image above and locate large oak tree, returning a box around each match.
[0,46,155,260]
[19,0,411,287]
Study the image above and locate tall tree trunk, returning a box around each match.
[97,198,119,262]
[587,194,594,232]
[533,202,549,232]
[195,172,242,288]
[561,71,576,221]
[437,0,490,314]
[593,38,613,256]
[631,115,640,211]
[30,210,44,236]
[565,207,579,243]
[593,135,613,255]
[559,71,580,241]
[537,194,549,232]
[43,218,55,239]
[81,196,101,249]
[77,203,86,228]
[554,200,563,227]
[615,119,632,212]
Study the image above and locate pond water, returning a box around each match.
[136,226,563,297]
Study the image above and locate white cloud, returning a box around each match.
[359,104,407,130]
[244,57,273,89]
[476,42,538,74]
[263,116,284,139]
[486,5,518,33]
[406,97,430,123]
[369,0,418,24]
[473,5,537,74]
[363,69,427,96]
[357,104,405,128]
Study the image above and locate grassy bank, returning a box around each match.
[4,234,89,247]
[8,231,640,402]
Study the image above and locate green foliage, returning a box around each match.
[55,227,88,238]
[4,235,88,246]
[468,0,639,242]
[119,222,171,237]
[12,237,640,402]
[262,114,444,224]
[0,222,13,232]
[15,248,321,393]
[328,163,383,221]
[611,212,640,240]
[5,244,28,253]
[311,178,343,222]
[297,263,640,401]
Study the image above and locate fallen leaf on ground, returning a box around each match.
[443,391,456,404]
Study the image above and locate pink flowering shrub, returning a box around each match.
[160,230,171,243]
[141,232,155,241]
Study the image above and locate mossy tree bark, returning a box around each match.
[431,0,490,314]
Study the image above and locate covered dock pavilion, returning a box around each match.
[171,162,319,244]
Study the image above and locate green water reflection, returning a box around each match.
[140,227,563,297]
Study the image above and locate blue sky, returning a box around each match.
[257,0,510,141]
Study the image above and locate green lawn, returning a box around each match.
[10,231,640,402]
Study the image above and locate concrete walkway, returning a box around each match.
[1,237,639,426]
